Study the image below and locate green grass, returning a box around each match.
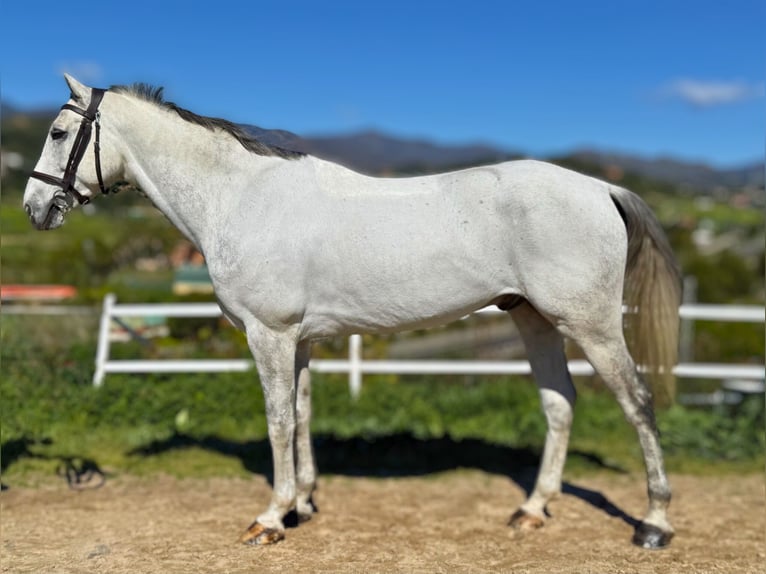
[2,353,763,485]
[2,298,764,488]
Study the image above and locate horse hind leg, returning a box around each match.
[508,302,576,531]
[567,318,674,549]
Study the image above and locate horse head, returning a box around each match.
[23,74,121,230]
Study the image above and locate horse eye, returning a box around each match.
[51,128,68,141]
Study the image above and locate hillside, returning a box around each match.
[245,124,764,195]
[567,149,764,193]
[2,105,763,198]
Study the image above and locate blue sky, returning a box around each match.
[2,0,763,167]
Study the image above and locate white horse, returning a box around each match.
[25,75,680,549]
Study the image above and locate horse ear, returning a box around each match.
[64,73,89,102]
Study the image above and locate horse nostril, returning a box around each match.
[24,204,36,224]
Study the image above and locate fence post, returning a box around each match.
[93,293,116,387]
[679,276,698,363]
[349,334,363,399]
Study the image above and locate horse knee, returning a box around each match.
[267,423,294,455]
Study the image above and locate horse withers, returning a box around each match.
[24,75,680,549]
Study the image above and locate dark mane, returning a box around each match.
[110,83,304,160]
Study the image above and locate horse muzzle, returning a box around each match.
[24,192,71,230]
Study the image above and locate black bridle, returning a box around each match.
[30,88,109,205]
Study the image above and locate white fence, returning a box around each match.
[92,294,765,398]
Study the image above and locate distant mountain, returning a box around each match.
[566,149,764,193]
[3,102,762,195]
[1,102,59,120]
[307,130,516,174]
[244,126,307,154]
[246,124,763,192]
[245,126,516,174]
[1,102,18,118]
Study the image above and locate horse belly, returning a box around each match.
[300,215,518,338]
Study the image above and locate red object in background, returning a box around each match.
[0,285,78,301]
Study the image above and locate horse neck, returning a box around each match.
[110,95,278,251]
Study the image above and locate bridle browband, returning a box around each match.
[30,88,109,205]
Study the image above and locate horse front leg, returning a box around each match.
[240,325,299,545]
[294,340,317,522]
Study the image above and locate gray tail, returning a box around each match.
[610,186,682,404]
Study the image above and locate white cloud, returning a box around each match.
[659,78,765,107]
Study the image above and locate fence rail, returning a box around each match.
[91,294,765,398]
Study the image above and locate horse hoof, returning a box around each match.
[508,508,545,531]
[296,498,317,524]
[632,522,674,549]
[297,511,313,524]
[239,521,285,546]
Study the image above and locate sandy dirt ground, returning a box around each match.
[2,471,764,574]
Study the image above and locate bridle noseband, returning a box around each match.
[30,88,109,205]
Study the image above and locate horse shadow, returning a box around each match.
[128,431,639,529]
[1,436,107,491]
